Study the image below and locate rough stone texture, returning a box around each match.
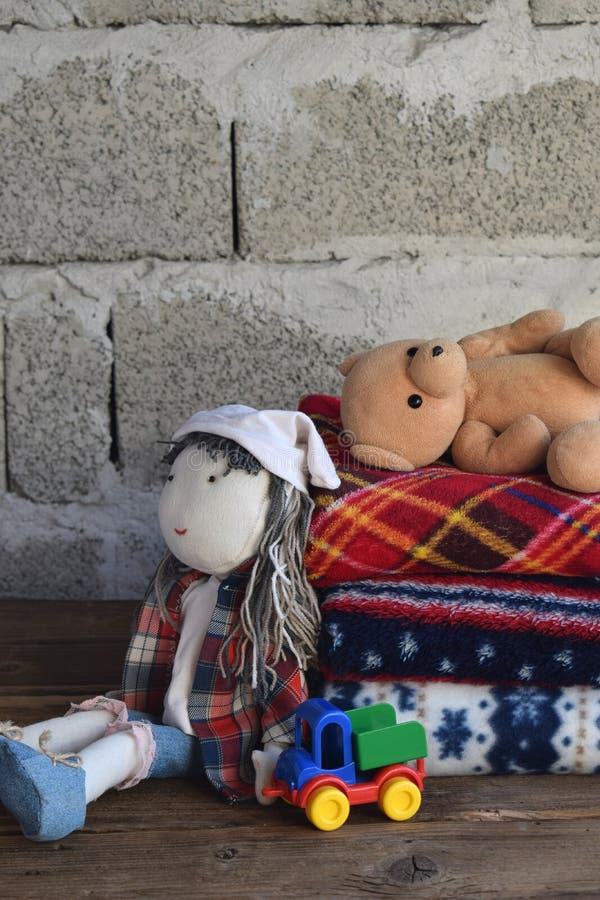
[0,28,231,264]
[0,491,162,599]
[239,53,600,259]
[531,2,600,23]
[2,269,113,502]
[0,321,5,494]
[113,273,360,488]
[1,0,494,27]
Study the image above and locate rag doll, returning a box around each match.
[0,405,340,842]
[339,310,600,493]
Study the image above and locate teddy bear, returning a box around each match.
[339,309,600,493]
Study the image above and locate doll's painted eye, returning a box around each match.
[407,394,423,408]
[407,346,418,357]
[208,475,216,483]
[167,475,174,482]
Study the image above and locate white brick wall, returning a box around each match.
[1,0,599,597]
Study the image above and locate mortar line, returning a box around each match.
[2,317,9,492]
[230,121,241,256]
[106,310,120,468]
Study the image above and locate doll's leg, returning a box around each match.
[0,725,148,840]
[20,711,115,754]
[80,714,200,800]
[19,696,129,755]
[0,707,199,841]
[0,697,141,840]
[0,736,88,841]
[125,712,202,780]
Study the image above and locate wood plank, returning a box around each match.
[1,777,600,898]
[0,599,135,686]
[0,599,137,640]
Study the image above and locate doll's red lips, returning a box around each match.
[174,528,187,536]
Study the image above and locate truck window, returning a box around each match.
[321,723,345,770]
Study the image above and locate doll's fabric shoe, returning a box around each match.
[0,736,86,841]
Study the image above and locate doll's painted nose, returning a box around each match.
[174,528,187,536]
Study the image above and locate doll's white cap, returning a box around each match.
[171,405,341,495]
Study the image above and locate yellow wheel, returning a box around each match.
[305,785,350,831]
[378,777,422,822]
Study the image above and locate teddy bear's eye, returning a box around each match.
[407,346,418,357]
[407,394,423,409]
[208,475,216,483]
[167,475,174,482]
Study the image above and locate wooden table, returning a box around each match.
[1,599,599,898]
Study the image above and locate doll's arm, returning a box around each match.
[459,309,564,361]
[252,741,288,805]
[254,658,307,804]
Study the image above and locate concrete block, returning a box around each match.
[531,2,600,23]
[0,495,106,599]
[112,263,362,487]
[2,268,113,502]
[1,1,493,27]
[110,256,600,487]
[236,21,600,260]
[0,491,163,599]
[0,27,231,263]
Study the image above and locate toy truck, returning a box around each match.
[263,698,427,831]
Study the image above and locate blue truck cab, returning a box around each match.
[274,698,358,791]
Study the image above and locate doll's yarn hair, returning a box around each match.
[152,432,320,703]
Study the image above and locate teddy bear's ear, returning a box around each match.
[339,351,365,377]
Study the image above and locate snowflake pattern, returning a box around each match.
[505,691,551,727]
[553,649,574,669]
[326,622,345,651]
[517,664,535,681]
[433,708,473,760]
[397,632,419,661]
[361,650,383,671]
[477,642,496,663]
[439,657,456,674]
[392,684,417,712]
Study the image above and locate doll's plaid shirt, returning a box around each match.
[121,562,306,800]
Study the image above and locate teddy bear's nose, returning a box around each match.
[432,345,444,357]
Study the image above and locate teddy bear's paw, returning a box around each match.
[571,317,600,387]
[452,415,550,475]
[547,421,600,493]
[350,443,416,471]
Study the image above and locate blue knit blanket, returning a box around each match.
[318,574,600,688]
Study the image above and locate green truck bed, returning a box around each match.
[346,702,428,772]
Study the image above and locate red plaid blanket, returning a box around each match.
[300,395,600,587]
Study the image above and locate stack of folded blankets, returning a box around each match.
[301,394,600,776]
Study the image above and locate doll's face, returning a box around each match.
[158,443,271,577]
